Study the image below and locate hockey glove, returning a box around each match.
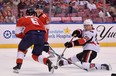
[72,29,82,38]
[64,42,74,48]
[43,42,49,52]
[65,38,87,48]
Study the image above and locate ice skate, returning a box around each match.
[46,60,55,73]
[101,64,112,70]
[58,60,64,66]
[13,63,22,73]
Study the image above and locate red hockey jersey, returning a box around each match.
[38,13,49,25]
[15,16,46,38]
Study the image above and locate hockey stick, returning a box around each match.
[61,37,75,57]
[49,46,86,71]
[56,36,75,64]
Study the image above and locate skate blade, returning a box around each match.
[108,64,112,70]
[50,66,55,73]
[13,69,19,73]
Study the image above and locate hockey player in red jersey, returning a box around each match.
[13,8,55,73]
[36,5,55,58]
[58,19,111,71]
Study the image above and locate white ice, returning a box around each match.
[0,47,116,76]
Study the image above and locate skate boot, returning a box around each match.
[47,51,55,58]
[58,60,64,66]
[13,63,22,73]
[46,60,55,73]
[101,64,112,70]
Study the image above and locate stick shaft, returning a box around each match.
[61,37,74,56]
[49,46,86,70]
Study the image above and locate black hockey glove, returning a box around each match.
[43,42,49,52]
[72,29,82,38]
[64,42,74,48]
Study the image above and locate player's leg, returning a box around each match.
[82,62,111,71]
[31,31,55,73]
[81,50,98,70]
[81,50,111,71]
[32,44,55,72]
[13,45,32,73]
[13,33,33,73]
[13,49,28,70]
[58,52,83,66]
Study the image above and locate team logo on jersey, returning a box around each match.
[3,30,11,39]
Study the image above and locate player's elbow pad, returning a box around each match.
[73,38,86,46]
[15,33,24,39]
[15,27,25,34]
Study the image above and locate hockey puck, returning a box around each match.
[54,66,58,69]
[111,73,116,76]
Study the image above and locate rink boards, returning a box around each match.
[0,23,116,48]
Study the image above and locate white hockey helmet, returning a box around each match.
[83,19,93,25]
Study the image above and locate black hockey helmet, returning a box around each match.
[26,8,36,16]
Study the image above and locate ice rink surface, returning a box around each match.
[0,47,116,76]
